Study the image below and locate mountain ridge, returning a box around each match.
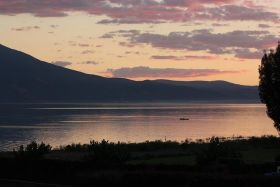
[0,44,259,102]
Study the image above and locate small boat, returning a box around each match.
[180,118,189,121]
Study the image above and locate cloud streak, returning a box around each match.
[131,30,275,51]
[52,61,72,67]
[107,66,240,78]
[11,26,40,31]
[105,29,276,59]
[79,61,98,65]
[150,55,215,60]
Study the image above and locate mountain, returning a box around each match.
[0,44,259,102]
[154,80,258,101]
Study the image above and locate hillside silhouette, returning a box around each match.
[0,44,258,102]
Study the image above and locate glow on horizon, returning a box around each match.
[1,0,280,85]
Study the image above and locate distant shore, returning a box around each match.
[0,99,261,105]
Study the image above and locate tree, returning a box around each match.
[259,42,280,134]
[13,141,52,159]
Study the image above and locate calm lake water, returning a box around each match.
[0,103,277,151]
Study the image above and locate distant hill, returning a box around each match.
[0,44,259,102]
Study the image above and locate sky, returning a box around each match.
[0,0,280,85]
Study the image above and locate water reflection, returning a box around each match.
[0,103,276,151]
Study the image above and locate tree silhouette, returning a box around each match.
[259,42,280,134]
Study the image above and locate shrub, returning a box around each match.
[13,141,52,160]
[85,139,130,164]
[195,137,242,166]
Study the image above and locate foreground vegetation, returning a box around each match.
[1,136,280,186]
[10,136,280,164]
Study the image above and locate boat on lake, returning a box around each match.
[180,118,189,121]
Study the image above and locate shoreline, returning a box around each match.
[0,135,277,153]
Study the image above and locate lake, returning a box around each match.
[0,103,277,151]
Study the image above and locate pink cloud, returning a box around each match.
[107,66,241,78]
[0,0,278,24]
[103,29,277,59]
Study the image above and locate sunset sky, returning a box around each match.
[1,0,280,85]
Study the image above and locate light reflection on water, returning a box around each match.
[0,103,276,151]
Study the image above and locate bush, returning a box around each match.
[195,137,242,166]
[60,143,89,152]
[14,141,52,160]
[85,139,130,164]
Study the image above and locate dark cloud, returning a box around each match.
[110,29,277,59]
[194,5,279,22]
[100,33,115,39]
[0,1,278,24]
[258,24,271,28]
[233,49,263,59]
[131,30,275,50]
[52,61,72,67]
[96,4,279,24]
[100,30,141,38]
[107,66,240,78]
